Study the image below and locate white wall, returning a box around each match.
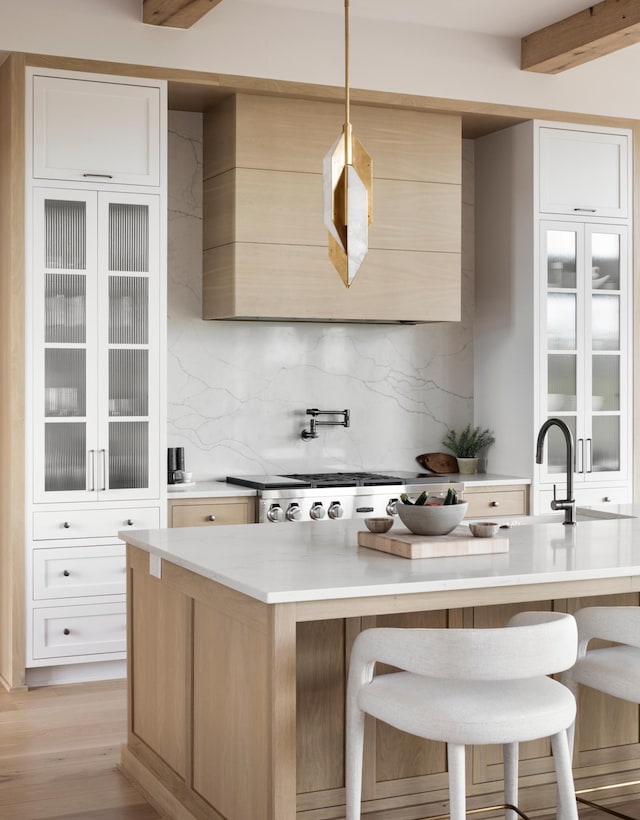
[167,111,474,478]
[2,0,640,119]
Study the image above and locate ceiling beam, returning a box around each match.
[143,0,224,29]
[521,0,640,74]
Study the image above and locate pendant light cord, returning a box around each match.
[344,0,352,164]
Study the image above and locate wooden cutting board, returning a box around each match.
[416,452,458,474]
[358,526,509,559]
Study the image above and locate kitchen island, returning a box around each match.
[120,508,640,820]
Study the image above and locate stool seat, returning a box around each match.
[359,671,576,746]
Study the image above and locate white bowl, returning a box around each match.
[592,274,610,289]
[396,502,468,536]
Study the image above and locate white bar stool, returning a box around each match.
[562,606,640,818]
[346,611,579,820]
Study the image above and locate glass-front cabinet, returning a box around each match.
[32,188,161,502]
[540,220,629,490]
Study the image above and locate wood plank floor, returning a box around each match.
[0,678,637,820]
[0,679,161,820]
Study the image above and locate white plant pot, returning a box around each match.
[456,457,479,475]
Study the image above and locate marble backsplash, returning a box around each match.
[167,111,474,479]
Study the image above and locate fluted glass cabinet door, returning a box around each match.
[97,192,160,500]
[539,220,629,489]
[32,189,160,502]
[33,190,98,502]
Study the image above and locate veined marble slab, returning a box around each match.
[121,506,640,605]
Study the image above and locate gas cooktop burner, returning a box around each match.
[283,472,405,487]
[226,471,448,491]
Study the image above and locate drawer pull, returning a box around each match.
[207,514,216,522]
[490,501,500,507]
[63,570,70,577]
[63,521,71,528]
[126,519,134,526]
[63,628,70,636]
[603,496,611,503]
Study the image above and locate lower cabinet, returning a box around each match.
[463,483,529,518]
[27,505,160,667]
[168,495,256,527]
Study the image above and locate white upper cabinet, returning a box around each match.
[539,126,629,219]
[31,72,162,186]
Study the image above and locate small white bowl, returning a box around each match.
[364,517,394,534]
[469,521,500,538]
[396,502,468,536]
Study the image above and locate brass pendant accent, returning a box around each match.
[322,0,373,288]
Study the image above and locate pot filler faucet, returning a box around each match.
[301,408,350,441]
[535,418,576,526]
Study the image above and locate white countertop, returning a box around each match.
[166,474,530,499]
[122,504,640,605]
[167,479,256,498]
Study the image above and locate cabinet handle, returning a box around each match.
[490,501,500,507]
[207,514,216,522]
[576,438,584,474]
[63,521,70,529]
[603,496,612,503]
[63,628,70,636]
[586,438,593,473]
[63,570,70,577]
[82,172,113,179]
[573,207,597,213]
[99,449,107,491]
[88,449,96,492]
[126,519,134,526]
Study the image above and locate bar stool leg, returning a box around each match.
[503,741,519,820]
[345,706,365,820]
[447,743,466,820]
[551,730,579,820]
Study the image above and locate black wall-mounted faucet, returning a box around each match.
[301,408,350,441]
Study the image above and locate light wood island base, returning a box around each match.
[121,543,640,820]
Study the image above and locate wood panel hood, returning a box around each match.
[202,94,462,323]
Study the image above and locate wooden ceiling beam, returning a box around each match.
[521,0,640,74]
[143,0,224,29]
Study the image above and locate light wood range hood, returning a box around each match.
[202,94,463,323]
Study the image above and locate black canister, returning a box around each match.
[176,447,185,473]
[167,447,178,485]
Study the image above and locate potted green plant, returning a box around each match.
[442,424,495,474]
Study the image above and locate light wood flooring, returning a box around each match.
[0,679,160,820]
[0,678,637,820]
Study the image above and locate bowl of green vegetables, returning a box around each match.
[395,488,468,536]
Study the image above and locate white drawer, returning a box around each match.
[33,545,126,600]
[32,603,126,659]
[33,507,160,540]
[539,485,631,512]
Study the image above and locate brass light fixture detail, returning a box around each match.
[323,0,372,288]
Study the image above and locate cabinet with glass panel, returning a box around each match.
[32,189,161,502]
[541,221,629,492]
[474,119,632,514]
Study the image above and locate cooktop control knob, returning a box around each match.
[310,502,325,520]
[286,503,302,521]
[386,498,399,516]
[267,503,285,523]
[328,501,344,520]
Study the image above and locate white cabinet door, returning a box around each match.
[32,188,161,503]
[539,220,630,490]
[32,74,161,186]
[539,126,629,219]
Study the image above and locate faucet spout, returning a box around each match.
[535,418,576,525]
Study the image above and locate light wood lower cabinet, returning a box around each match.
[168,495,256,527]
[463,483,529,518]
[123,544,640,820]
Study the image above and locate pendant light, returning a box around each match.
[323,0,372,288]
